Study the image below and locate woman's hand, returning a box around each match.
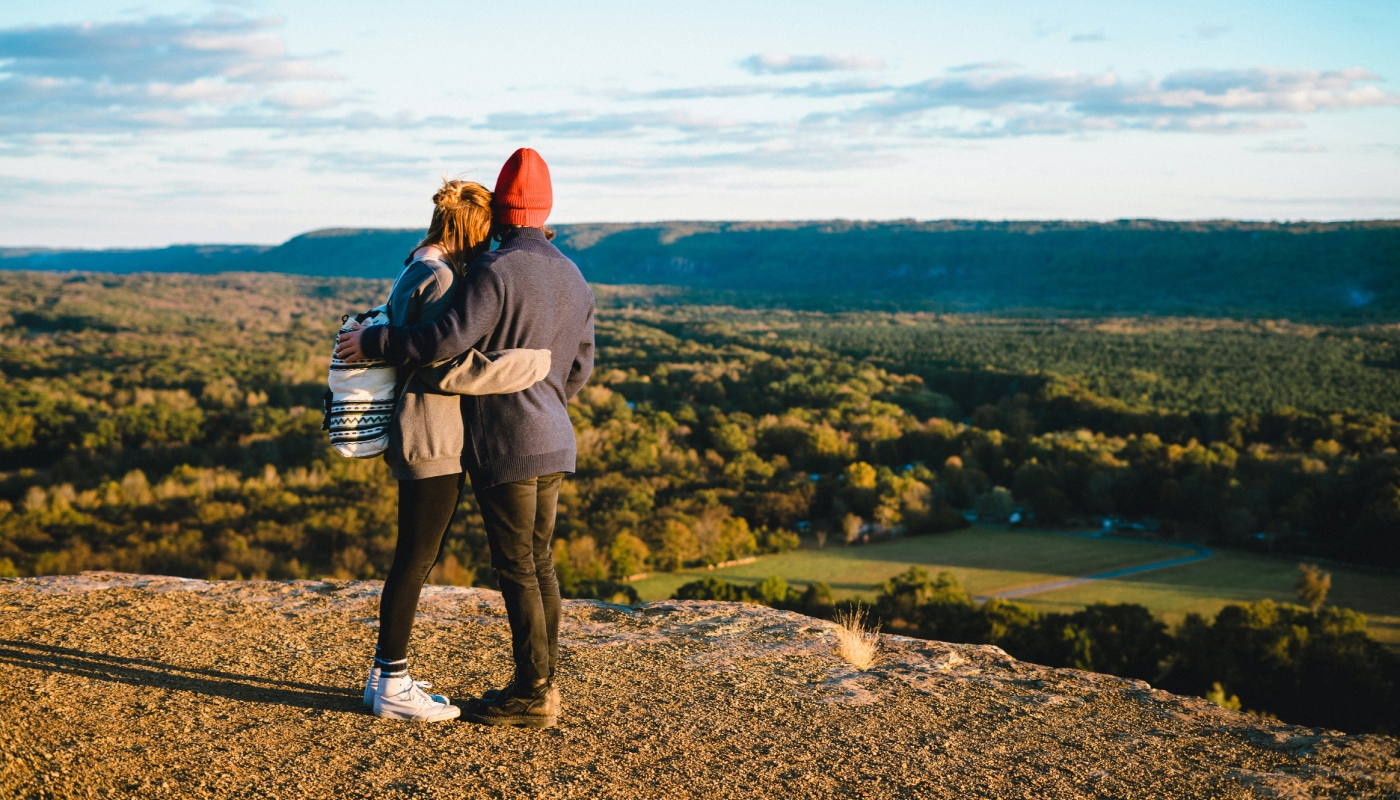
[335,325,368,361]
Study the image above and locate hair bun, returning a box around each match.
[433,184,461,208]
[433,179,493,211]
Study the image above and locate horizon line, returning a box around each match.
[4,216,1400,253]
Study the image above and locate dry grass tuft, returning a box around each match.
[833,605,880,670]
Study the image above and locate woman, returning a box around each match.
[363,179,493,722]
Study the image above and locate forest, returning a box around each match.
[2,270,1397,579]
[2,270,1398,732]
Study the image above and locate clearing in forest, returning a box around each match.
[628,528,1400,646]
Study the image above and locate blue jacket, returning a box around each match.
[362,228,595,487]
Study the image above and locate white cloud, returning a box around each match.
[306,150,434,175]
[1149,68,1396,113]
[599,64,1400,146]
[948,61,1022,73]
[482,62,1397,159]
[0,14,368,135]
[627,84,776,101]
[627,79,887,102]
[835,66,1400,136]
[0,14,317,84]
[588,143,899,173]
[265,88,336,110]
[1252,140,1328,153]
[739,53,885,75]
[479,110,759,140]
[1359,142,1400,156]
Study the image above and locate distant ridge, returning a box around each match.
[0,228,419,279]
[4,219,1398,317]
[0,243,274,274]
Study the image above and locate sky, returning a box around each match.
[1,0,1398,247]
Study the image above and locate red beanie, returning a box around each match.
[493,148,553,227]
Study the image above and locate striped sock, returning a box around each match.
[374,655,408,679]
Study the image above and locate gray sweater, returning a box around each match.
[384,257,463,480]
[362,228,595,488]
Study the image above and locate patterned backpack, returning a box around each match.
[323,305,397,458]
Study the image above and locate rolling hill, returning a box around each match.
[4,219,1399,318]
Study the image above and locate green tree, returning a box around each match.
[609,532,650,579]
[655,519,699,571]
[1163,600,1400,734]
[1296,563,1332,610]
[975,486,1015,523]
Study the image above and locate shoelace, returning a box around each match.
[375,672,432,691]
[403,677,442,707]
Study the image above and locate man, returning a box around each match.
[335,148,594,728]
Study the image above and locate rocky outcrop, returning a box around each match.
[3,573,1397,799]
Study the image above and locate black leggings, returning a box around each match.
[376,472,464,662]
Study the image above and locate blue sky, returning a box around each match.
[1,0,1398,247]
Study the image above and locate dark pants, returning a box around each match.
[474,472,564,686]
[377,472,464,661]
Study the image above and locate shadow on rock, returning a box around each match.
[0,639,358,712]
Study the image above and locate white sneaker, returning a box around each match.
[363,667,448,706]
[373,674,461,722]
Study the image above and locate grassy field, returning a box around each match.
[628,528,1400,646]
[1016,550,1400,647]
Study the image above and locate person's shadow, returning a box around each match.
[0,639,361,712]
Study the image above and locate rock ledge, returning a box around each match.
[3,572,1397,799]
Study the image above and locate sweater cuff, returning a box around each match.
[362,324,392,362]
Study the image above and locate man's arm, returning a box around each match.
[342,267,504,367]
[564,301,595,400]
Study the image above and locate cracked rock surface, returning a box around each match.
[2,572,1398,799]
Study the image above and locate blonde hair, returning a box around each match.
[410,179,493,273]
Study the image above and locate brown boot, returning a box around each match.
[466,679,558,728]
